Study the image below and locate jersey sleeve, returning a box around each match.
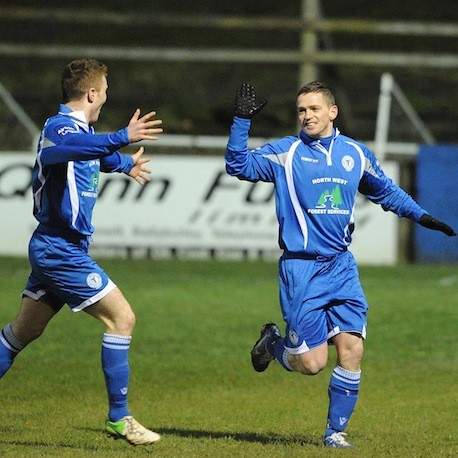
[100,152,134,173]
[358,147,426,222]
[225,116,279,182]
[39,119,130,166]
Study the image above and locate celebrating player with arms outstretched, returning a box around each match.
[0,59,163,445]
[225,81,456,448]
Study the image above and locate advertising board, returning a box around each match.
[0,153,399,264]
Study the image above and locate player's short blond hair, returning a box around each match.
[61,59,108,103]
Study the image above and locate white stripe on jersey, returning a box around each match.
[33,126,49,214]
[67,161,80,228]
[342,141,366,244]
[284,139,308,249]
[345,141,366,180]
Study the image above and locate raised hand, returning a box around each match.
[234,83,267,119]
[127,109,163,143]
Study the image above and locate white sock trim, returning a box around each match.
[1,323,25,353]
[282,349,295,371]
[333,365,361,383]
[102,333,132,350]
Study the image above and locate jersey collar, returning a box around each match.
[58,104,90,132]
[299,127,340,146]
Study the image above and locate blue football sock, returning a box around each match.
[0,323,25,377]
[273,338,294,371]
[325,365,361,437]
[102,333,132,422]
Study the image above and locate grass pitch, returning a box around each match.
[0,257,456,457]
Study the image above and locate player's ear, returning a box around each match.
[88,88,96,103]
[330,105,338,121]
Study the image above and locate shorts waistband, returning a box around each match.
[35,224,90,244]
[282,248,347,262]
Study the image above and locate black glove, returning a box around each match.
[234,83,267,119]
[419,214,456,236]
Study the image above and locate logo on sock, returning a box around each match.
[120,387,128,395]
[339,417,348,426]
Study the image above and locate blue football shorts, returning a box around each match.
[278,250,368,355]
[22,229,116,312]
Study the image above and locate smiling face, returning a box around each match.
[296,91,338,138]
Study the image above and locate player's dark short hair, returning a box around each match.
[296,82,336,106]
[61,59,108,103]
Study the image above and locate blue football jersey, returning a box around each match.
[226,117,426,257]
[32,104,133,236]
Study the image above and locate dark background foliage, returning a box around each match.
[0,1,457,150]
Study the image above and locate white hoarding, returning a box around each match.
[0,153,399,264]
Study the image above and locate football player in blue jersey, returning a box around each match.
[0,59,163,445]
[226,82,456,448]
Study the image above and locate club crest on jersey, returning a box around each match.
[86,273,102,289]
[342,155,355,172]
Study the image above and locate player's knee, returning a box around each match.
[87,291,137,335]
[12,321,45,346]
[303,361,327,376]
[292,355,327,375]
[114,309,136,335]
[340,351,363,372]
[335,335,364,370]
[125,310,136,333]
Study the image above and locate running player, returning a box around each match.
[0,59,163,445]
[225,82,456,448]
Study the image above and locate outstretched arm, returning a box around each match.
[100,109,163,175]
[418,214,456,236]
[358,148,456,237]
[39,109,162,166]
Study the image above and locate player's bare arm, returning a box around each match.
[128,146,152,186]
[127,109,163,142]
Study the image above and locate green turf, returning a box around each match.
[0,257,456,457]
